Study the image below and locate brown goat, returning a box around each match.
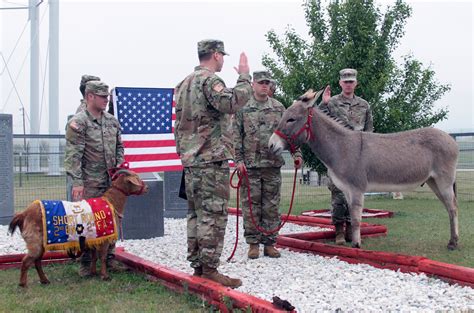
[8,169,148,287]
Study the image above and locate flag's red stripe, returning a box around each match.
[132,165,183,173]
[123,140,176,148]
[124,153,180,162]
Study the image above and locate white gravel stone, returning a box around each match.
[1,217,473,312]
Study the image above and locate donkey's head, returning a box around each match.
[269,89,323,155]
[111,169,149,196]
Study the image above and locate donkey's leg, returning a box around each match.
[426,178,459,249]
[346,191,364,248]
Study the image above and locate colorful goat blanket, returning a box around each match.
[38,198,118,252]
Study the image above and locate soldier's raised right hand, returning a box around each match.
[234,52,249,75]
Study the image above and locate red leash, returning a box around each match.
[227,166,298,262]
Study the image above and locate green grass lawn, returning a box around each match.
[0,263,207,313]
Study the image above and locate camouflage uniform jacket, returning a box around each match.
[65,110,124,188]
[75,99,87,114]
[234,96,301,168]
[174,66,252,167]
[322,93,373,132]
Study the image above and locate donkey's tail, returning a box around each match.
[453,181,457,198]
[8,213,24,235]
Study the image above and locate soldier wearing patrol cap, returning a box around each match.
[320,68,374,245]
[174,39,252,288]
[234,71,302,259]
[65,80,125,276]
[76,74,101,113]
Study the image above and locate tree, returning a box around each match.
[263,0,450,173]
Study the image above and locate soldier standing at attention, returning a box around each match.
[174,39,252,288]
[320,68,374,245]
[67,74,101,202]
[76,74,101,113]
[65,81,125,276]
[234,71,302,259]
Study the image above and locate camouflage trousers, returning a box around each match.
[185,161,230,269]
[327,177,351,224]
[79,186,116,264]
[240,167,281,245]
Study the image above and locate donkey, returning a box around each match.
[268,89,459,249]
[9,168,148,287]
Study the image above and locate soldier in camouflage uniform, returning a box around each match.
[67,75,101,202]
[174,39,252,289]
[234,71,302,259]
[320,68,374,245]
[65,81,124,276]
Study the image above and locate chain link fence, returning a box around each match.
[12,133,474,212]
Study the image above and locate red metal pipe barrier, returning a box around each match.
[228,207,375,228]
[114,249,290,312]
[281,225,387,241]
[301,208,394,219]
[276,236,474,288]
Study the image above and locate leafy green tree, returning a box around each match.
[263,0,450,173]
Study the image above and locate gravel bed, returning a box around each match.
[1,217,473,312]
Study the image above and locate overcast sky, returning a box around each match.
[1,0,472,133]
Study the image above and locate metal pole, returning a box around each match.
[28,0,40,172]
[48,0,60,175]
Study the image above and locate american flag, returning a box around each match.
[113,87,182,173]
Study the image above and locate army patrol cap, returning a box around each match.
[197,39,229,56]
[85,81,110,96]
[80,74,100,86]
[253,71,272,83]
[339,68,357,82]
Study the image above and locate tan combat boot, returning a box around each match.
[344,222,352,243]
[334,223,346,245]
[202,265,242,289]
[248,244,260,259]
[263,245,281,258]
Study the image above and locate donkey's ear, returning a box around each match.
[312,88,325,105]
[299,89,319,108]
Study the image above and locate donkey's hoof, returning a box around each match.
[351,243,361,249]
[101,275,111,281]
[447,242,457,250]
[40,279,50,285]
[18,283,27,288]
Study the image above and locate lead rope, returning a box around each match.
[227,166,298,262]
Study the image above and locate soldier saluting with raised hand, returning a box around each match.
[174,39,253,289]
[233,71,303,260]
[320,68,374,245]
